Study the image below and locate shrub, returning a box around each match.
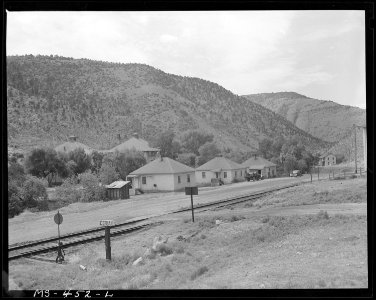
[317,210,329,220]
[55,176,82,203]
[79,172,106,202]
[190,266,208,280]
[8,182,24,218]
[20,175,48,208]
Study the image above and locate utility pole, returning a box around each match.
[354,124,358,173]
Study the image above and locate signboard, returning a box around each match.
[185,186,198,195]
[100,220,115,226]
[54,212,63,225]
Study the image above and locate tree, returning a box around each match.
[8,181,24,218]
[99,162,119,185]
[181,131,214,155]
[68,148,92,174]
[115,149,146,179]
[78,172,106,202]
[8,161,26,186]
[55,176,81,204]
[283,154,298,174]
[152,130,180,159]
[176,152,197,168]
[25,148,67,187]
[91,151,104,174]
[258,138,273,159]
[198,142,221,165]
[20,175,48,208]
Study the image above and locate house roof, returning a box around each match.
[196,157,244,171]
[129,157,195,175]
[105,181,131,189]
[319,153,335,158]
[55,141,94,155]
[110,137,159,153]
[241,156,276,169]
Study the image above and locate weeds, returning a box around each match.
[190,266,208,280]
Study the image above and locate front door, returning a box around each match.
[216,172,219,178]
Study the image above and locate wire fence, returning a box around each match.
[309,166,366,181]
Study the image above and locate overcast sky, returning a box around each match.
[7,11,366,109]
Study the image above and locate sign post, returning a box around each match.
[100,220,114,260]
[54,211,64,263]
[185,187,198,223]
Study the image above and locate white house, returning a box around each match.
[242,155,277,178]
[127,157,196,192]
[319,154,336,166]
[109,133,159,162]
[195,157,246,185]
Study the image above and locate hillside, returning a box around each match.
[7,55,329,155]
[243,92,366,143]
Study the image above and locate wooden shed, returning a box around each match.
[105,180,131,200]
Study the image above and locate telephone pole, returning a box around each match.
[354,124,357,173]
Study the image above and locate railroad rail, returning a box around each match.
[9,181,305,261]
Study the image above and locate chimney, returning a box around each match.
[69,135,77,142]
[133,132,139,139]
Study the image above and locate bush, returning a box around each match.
[79,172,106,202]
[55,176,82,203]
[20,175,48,208]
[8,182,24,218]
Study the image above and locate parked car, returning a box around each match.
[245,172,262,181]
[290,170,302,177]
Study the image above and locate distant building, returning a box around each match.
[110,133,159,162]
[319,154,336,166]
[55,135,94,155]
[195,157,246,185]
[241,155,277,178]
[105,180,131,200]
[127,157,196,192]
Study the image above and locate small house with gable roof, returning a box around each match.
[127,157,196,192]
[195,156,246,185]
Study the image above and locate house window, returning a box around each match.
[187,174,190,183]
[178,176,181,183]
[224,172,227,178]
[202,172,206,178]
[142,177,146,185]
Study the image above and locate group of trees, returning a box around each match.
[151,129,222,167]
[258,135,319,174]
[8,146,147,218]
[8,161,49,218]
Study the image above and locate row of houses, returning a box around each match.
[126,155,276,193]
[54,133,277,196]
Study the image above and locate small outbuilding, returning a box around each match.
[242,155,277,178]
[105,180,131,200]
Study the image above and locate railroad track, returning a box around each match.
[9,181,305,261]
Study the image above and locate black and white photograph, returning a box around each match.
[4,4,370,294]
